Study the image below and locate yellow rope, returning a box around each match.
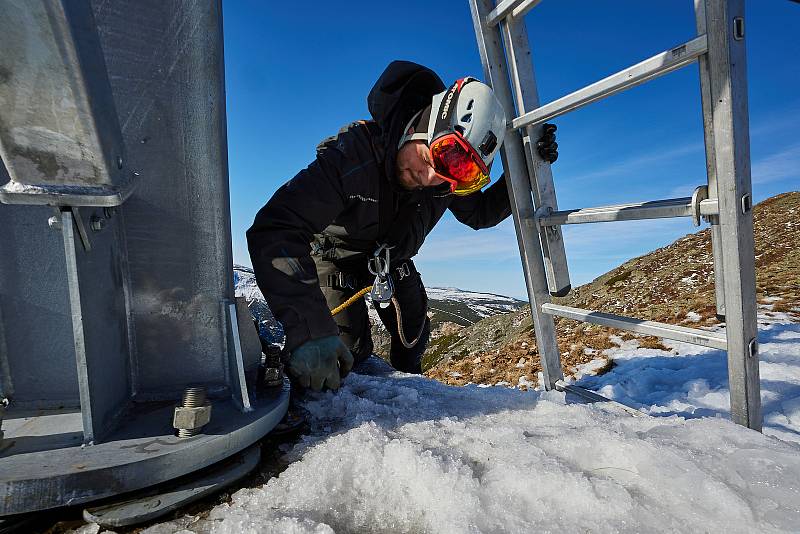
[329,285,426,348]
[330,286,373,316]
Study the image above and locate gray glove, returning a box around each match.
[288,335,354,391]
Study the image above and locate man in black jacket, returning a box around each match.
[247,61,557,391]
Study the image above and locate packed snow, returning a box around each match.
[143,310,800,534]
[573,308,800,445]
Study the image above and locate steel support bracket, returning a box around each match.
[533,205,554,228]
[68,207,93,252]
[691,185,709,226]
[748,338,758,359]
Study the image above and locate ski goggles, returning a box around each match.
[430,132,491,196]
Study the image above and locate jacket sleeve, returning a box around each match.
[447,174,512,230]
[246,133,357,352]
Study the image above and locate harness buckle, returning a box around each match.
[395,262,411,281]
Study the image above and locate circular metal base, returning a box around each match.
[0,382,289,515]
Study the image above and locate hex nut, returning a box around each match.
[173,403,212,431]
[90,216,105,232]
[48,216,62,229]
[263,367,283,388]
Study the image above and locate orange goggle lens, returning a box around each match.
[430,135,490,196]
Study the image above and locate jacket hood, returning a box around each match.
[367,61,445,180]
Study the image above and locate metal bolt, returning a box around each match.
[90,216,105,232]
[174,387,211,438]
[261,345,284,388]
[182,387,206,408]
[48,216,62,230]
[103,207,116,219]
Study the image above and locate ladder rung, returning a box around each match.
[512,34,708,130]
[554,382,647,417]
[537,197,719,226]
[541,304,728,350]
[486,0,544,27]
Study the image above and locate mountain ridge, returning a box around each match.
[425,191,800,387]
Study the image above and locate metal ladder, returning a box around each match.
[468,0,761,430]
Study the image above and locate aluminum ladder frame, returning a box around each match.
[468,0,761,430]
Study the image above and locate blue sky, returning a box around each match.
[224,0,799,300]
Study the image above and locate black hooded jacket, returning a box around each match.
[247,61,512,352]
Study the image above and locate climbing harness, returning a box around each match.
[328,244,427,349]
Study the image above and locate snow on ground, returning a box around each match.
[145,314,800,533]
[574,309,800,444]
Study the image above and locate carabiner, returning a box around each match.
[368,243,392,277]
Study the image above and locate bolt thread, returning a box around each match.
[181,387,206,408]
[177,428,200,438]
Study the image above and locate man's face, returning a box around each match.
[396,140,446,190]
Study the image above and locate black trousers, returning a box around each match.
[314,256,430,374]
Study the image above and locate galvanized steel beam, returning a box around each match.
[0,0,134,207]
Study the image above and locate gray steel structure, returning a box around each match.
[0,0,288,515]
[468,0,761,430]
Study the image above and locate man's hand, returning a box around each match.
[536,123,558,163]
[287,336,354,391]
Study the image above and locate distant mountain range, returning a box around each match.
[232,265,525,351]
[427,191,800,388]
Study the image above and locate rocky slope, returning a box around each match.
[425,192,800,388]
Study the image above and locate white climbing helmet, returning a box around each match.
[398,77,507,195]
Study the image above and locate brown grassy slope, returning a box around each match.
[426,192,800,388]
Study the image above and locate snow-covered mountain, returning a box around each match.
[424,287,524,326]
[233,265,524,346]
[233,265,283,347]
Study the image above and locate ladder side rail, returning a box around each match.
[542,304,729,350]
[512,35,708,130]
[502,15,572,296]
[695,0,727,319]
[705,0,761,430]
[486,0,544,27]
[468,0,564,389]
